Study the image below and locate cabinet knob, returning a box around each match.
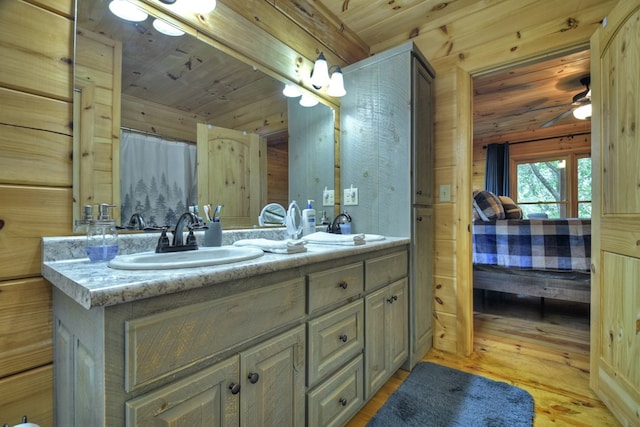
[339,334,348,343]
[0,219,4,231]
[248,372,260,384]
[387,295,398,303]
[338,281,348,290]
[339,397,348,406]
[229,383,241,394]
[416,216,423,222]
[416,190,423,195]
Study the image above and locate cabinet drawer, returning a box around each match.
[307,355,364,427]
[307,300,364,387]
[125,278,305,391]
[308,263,363,314]
[364,250,408,291]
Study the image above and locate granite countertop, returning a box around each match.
[42,232,409,310]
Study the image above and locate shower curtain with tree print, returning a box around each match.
[120,131,197,228]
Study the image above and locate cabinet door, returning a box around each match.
[240,325,305,427]
[412,55,434,206]
[388,278,409,371]
[126,356,240,426]
[364,287,388,399]
[412,207,433,365]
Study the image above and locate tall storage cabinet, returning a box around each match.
[341,41,435,369]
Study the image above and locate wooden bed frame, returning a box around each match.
[473,265,591,304]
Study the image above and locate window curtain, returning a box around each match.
[120,131,197,228]
[484,142,510,196]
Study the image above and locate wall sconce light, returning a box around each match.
[282,84,302,98]
[109,0,148,22]
[310,52,346,97]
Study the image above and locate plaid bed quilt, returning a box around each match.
[472,219,591,271]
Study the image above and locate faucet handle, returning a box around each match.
[155,228,171,253]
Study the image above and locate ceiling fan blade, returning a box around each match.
[541,108,574,128]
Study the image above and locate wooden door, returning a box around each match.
[388,278,409,371]
[364,286,388,399]
[590,1,640,425]
[412,55,434,206]
[197,124,266,228]
[239,325,305,427]
[411,207,433,367]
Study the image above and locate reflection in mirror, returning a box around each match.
[258,203,286,226]
[74,0,334,230]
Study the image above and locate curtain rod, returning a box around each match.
[120,126,195,144]
[482,131,590,149]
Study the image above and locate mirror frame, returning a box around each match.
[73,0,341,231]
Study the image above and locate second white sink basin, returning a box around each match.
[109,246,264,270]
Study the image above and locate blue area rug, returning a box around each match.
[367,362,534,426]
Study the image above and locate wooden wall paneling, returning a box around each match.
[434,166,457,203]
[0,186,73,281]
[0,278,52,378]
[0,0,73,101]
[432,311,457,355]
[266,132,289,207]
[434,204,456,241]
[433,275,457,316]
[121,95,199,142]
[0,365,53,427]
[0,88,72,136]
[0,125,72,187]
[23,0,74,17]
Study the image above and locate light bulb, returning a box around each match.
[310,53,330,89]
[282,84,302,98]
[299,93,319,107]
[153,19,185,36]
[573,104,592,120]
[109,0,148,22]
[326,67,346,97]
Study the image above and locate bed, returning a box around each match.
[471,191,591,304]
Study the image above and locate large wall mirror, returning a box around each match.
[73,0,335,230]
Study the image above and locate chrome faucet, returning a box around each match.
[127,212,146,230]
[327,211,352,234]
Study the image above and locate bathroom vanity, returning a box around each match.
[42,232,411,426]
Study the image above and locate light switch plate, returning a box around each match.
[323,189,335,206]
[344,187,358,206]
[439,184,451,202]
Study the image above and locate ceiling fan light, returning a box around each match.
[573,103,592,120]
[310,53,330,89]
[152,18,185,36]
[299,93,319,107]
[108,0,148,22]
[326,67,346,97]
[282,84,302,98]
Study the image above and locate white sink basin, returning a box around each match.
[108,246,264,270]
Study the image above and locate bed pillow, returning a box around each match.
[473,190,505,221]
[498,195,523,219]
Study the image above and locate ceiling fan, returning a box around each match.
[541,76,591,128]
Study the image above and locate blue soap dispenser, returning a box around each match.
[87,203,119,262]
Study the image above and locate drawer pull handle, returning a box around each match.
[0,219,4,231]
[339,397,348,406]
[416,190,423,195]
[339,334,348,343]
[387,295,398,303]
[229,383,241,394]
[338,281,348,290]
[248,372,260,384]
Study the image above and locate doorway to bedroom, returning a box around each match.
[470,47,592,361]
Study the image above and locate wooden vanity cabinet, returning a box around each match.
[52,245,410,426]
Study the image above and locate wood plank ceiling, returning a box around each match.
[82,0,597,142]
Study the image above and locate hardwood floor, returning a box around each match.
[346,292,620,426]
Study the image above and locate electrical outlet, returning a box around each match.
[323,189,335,206]
[344,187,358,206]
[439,184,451,202]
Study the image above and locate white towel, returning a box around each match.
[233,238,307,254]
[304,232,366,246]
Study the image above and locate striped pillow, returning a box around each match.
[498,196,523,219]
[473,190,505,221]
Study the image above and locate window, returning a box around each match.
[512,153,591,219]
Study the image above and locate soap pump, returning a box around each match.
[87,203,119,262]
[302,200,316,236]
